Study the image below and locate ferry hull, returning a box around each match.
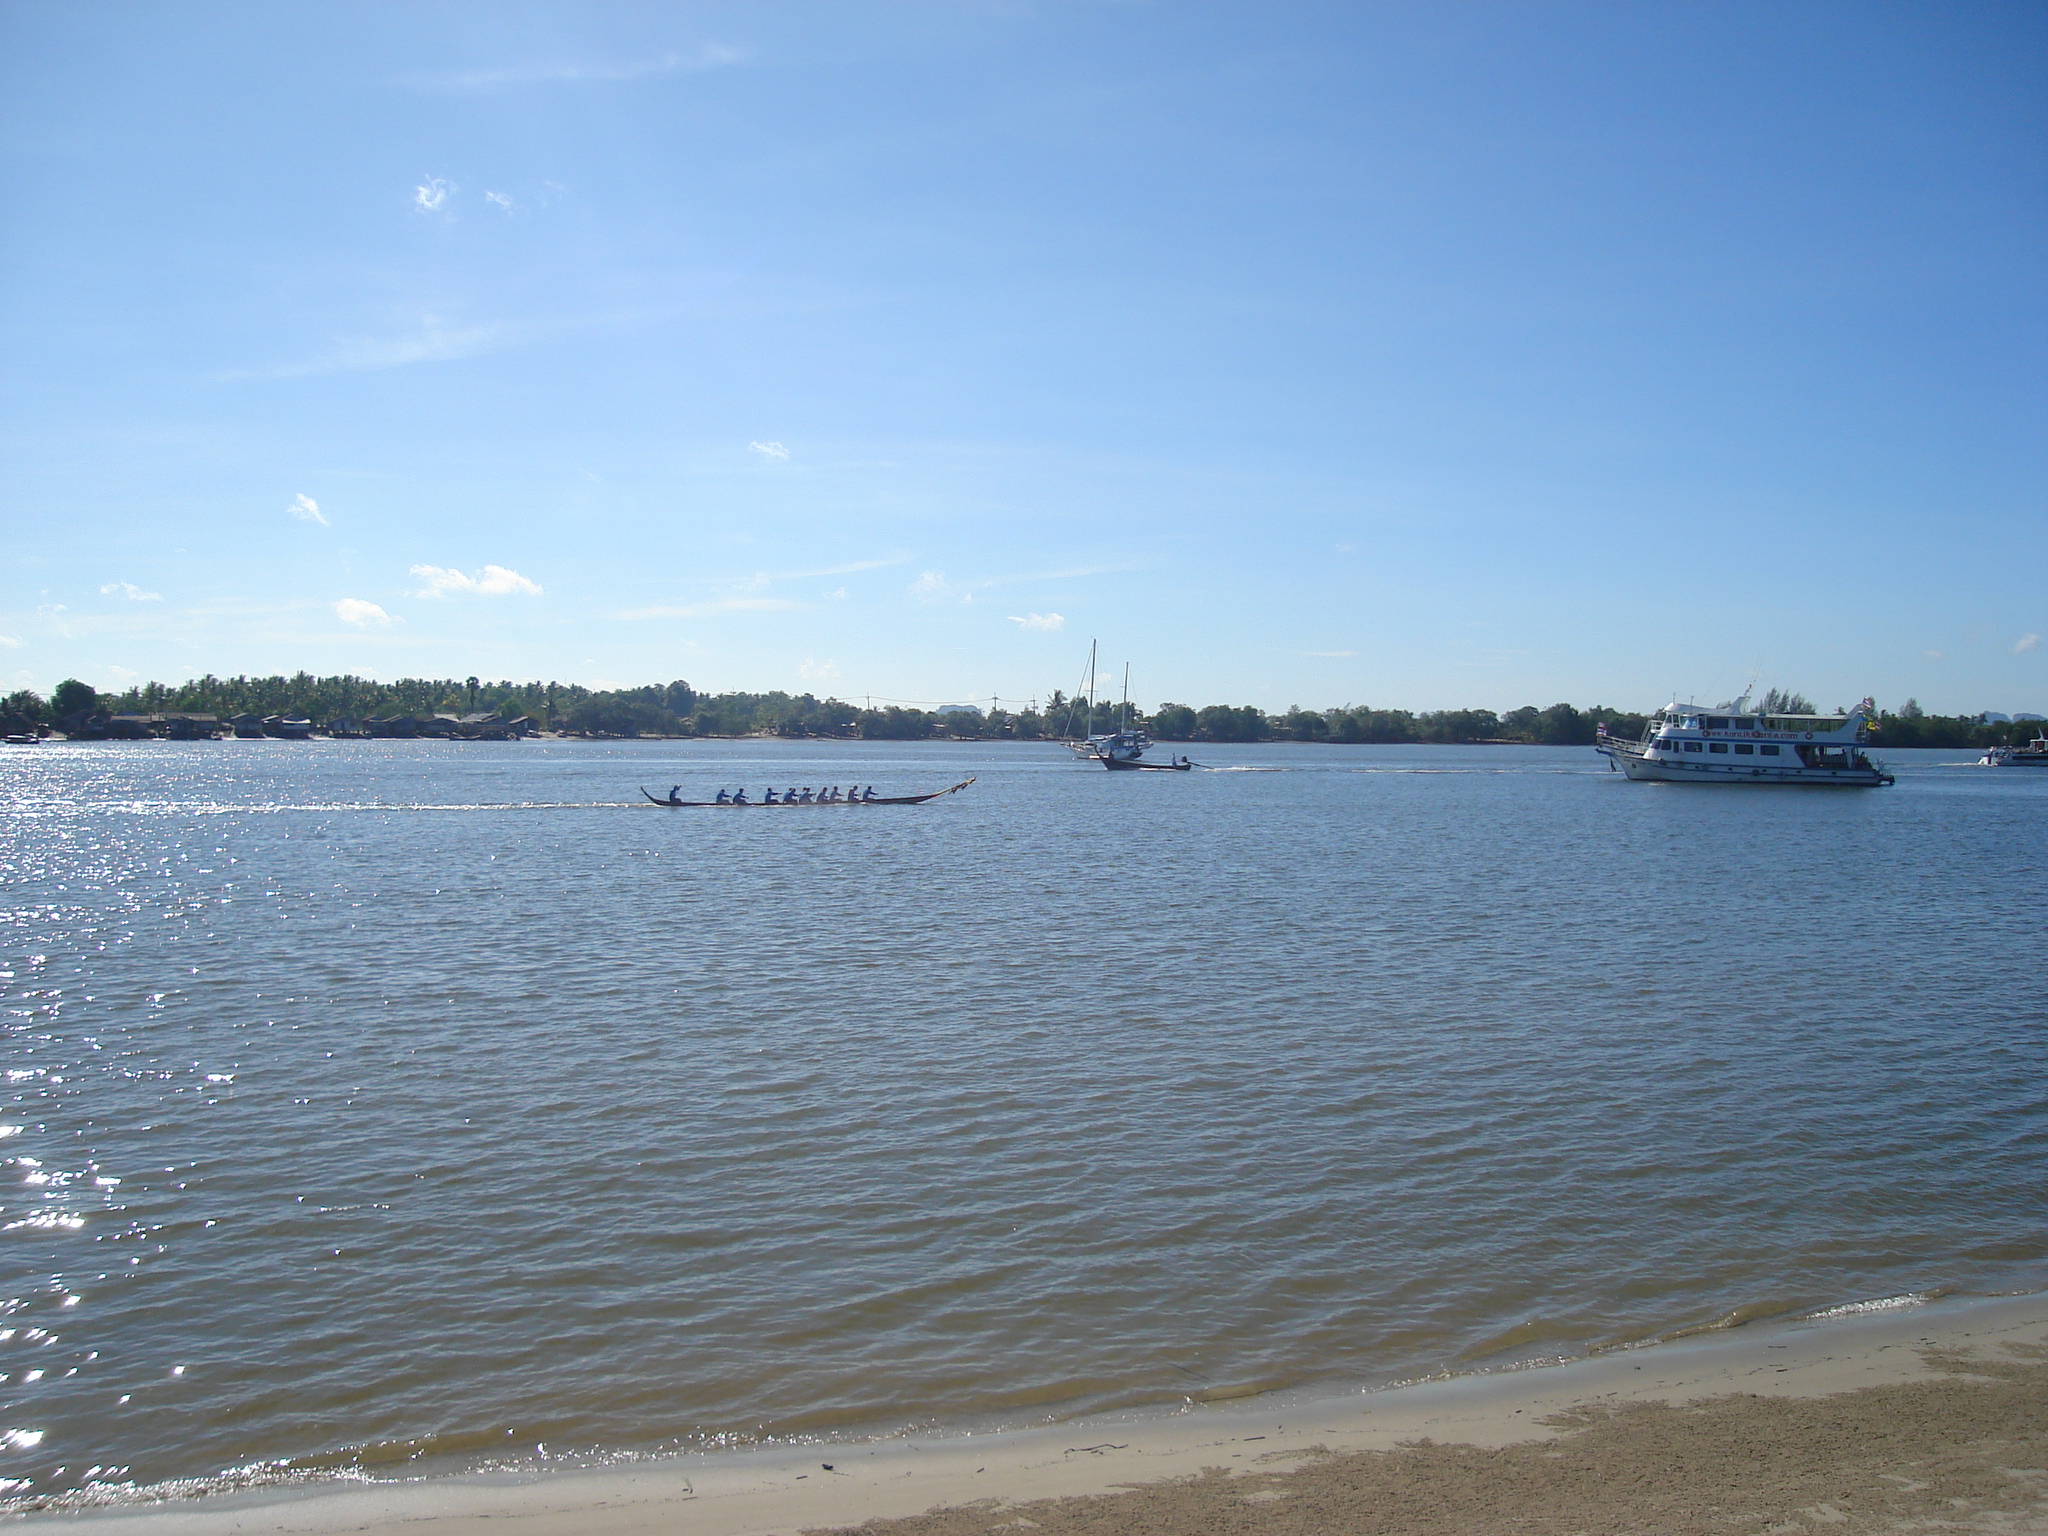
[1601,745,1891,787]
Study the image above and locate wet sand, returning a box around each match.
[47,1292,2048,1536]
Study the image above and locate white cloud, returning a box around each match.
[776,556,903,580]
[414,176,453,212]
[798,658,841,681]
[409,45,745,91]
[1925,649,1947,660]
[2016,633,2040,654]
[100,582,162,602]
[1007,612,1065,632]
[409,564,543,598]
[618,597,802,620]
[973,563,1134,589]
[334,599,396,627]
[0,634,21,648]
[1307,649,1357,658]
[233,318,510,379]
[749,440,790,461]
[912,571,978,604]
[333,322,504,371]
[619,556,897,623]
[289,493,329,526]
[484,191,514,212]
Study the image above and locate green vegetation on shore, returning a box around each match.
[2,674,2038,749]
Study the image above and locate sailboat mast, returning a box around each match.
[1086,640,1096,738]
[1121,663,1130,733]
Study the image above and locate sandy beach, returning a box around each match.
[41,1291,2046,1536]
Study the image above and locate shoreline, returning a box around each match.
[36,1289,2048,1535]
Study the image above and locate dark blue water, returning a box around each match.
[2,740,2043,1507]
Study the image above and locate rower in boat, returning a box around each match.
[667,785,683,805]
[642,777,973,808]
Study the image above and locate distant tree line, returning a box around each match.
[2,674,2038,749]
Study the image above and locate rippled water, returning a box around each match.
[2,739,2043,1505]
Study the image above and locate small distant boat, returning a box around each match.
[1981,734,2048,767]
[640,779,976,808]
[1595,697,1894,786]
[1103,752,1192,771]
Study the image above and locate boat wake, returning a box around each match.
[5,800,636,817]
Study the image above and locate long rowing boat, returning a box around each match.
[640,778,976,808]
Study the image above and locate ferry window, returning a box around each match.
[1705,717,1729,729]
[1683,741,1702,752]
[1709,743,1729,753]
[1734,744,1754,755]
[1733,719,1754,729]
[1760,744,1780,756]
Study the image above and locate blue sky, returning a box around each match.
[2,1,2042,715]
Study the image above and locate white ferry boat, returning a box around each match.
[1594,698,1894,786]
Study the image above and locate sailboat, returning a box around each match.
[1056,645,1181,768]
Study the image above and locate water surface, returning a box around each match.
[2,740,2043,1504]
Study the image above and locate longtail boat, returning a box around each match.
[640,778,975,808]
[1102,755,1192,771]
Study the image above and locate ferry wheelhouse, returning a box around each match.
[1594,699,1894,786]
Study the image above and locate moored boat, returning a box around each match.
[1594,699,1894,786]
[1056,644,1178,769]
[1081,727,1157,766]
